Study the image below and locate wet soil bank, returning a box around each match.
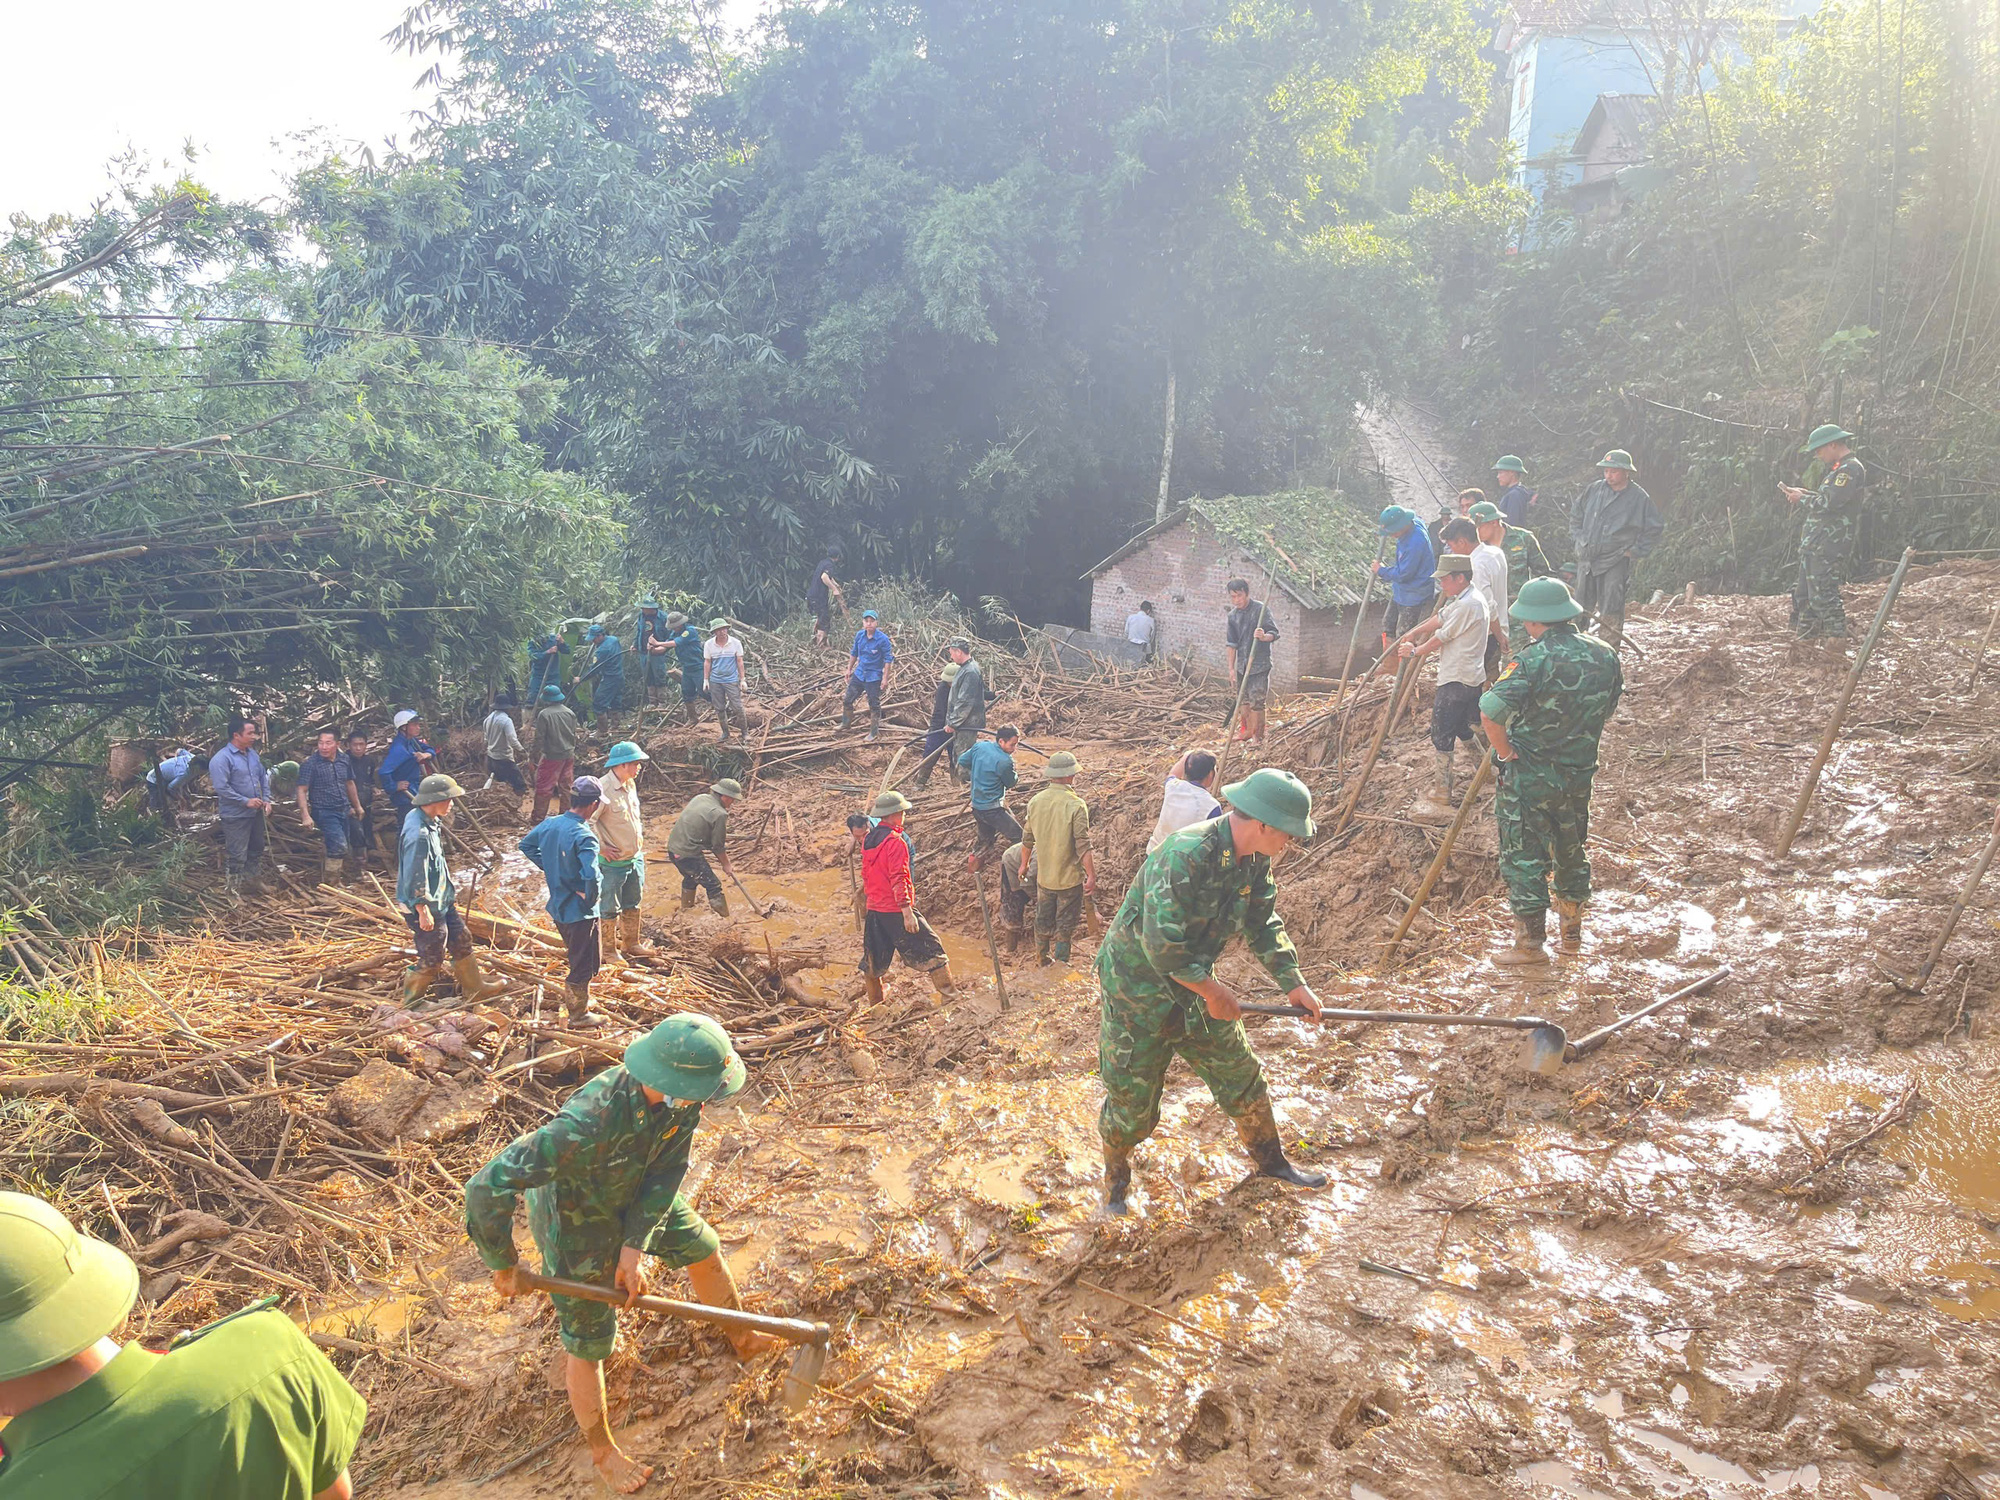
[347,562,2000,1500]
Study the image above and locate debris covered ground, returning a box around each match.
[6,558,2000,1500]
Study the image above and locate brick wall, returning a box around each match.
[1088,519,1366,693]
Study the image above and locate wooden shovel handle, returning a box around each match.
[1239,1003,1551,1030]
[512,1268,828,1345]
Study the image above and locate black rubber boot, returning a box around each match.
[1235,1099,1328,1189]
[840,704,852,731]
[1102,1145,1135,1216]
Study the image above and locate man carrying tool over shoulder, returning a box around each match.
[1480,577,1622,966]
[466,1014,773,1495]
[1095,767,1327,1216]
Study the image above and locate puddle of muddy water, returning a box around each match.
[1517,1459,1623,1500]
[303,1287,417,1341]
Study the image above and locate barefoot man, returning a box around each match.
[465,1014,773,1492]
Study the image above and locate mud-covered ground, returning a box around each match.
[325,559,2000,1500]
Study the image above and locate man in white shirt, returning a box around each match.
[1442,517,1508,681]
[1125,601,1157,658]
[1145,748,1221,852]
[1397,553,1490,818]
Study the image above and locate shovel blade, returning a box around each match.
[781,1339,828,1412]
[1524,1024,1568,1075]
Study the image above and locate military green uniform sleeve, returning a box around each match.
[1241,857,1304,992]
[1522,529,1551,576]
[298,1321,369,1492]
[464,1114,593,1269]
[1480,648,1542,725]
[1137,845,1209,984]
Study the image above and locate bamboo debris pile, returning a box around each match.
[0,876,855,1332]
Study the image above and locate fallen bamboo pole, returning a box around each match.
[1893,803,2000,992]
[1774,546,1915,858]
[1331,652,1417,837]
[1966,601,2000,691]
[1333,540,1388,707]
[1378,750,1495,971]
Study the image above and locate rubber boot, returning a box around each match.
[708,892,730,918]
[680,887,697,912]
[1413,752,1455,820]
[1492,911,1550,967]
[1036,935,1051,964]
[402,964,442,1008]
[564,984,602,1029]
[1052,940,1072,964]
[1102,1144,1136,1216]
[452,953,507,1003]
[342,850,363,882]
[314,856,331,888]
[1234,1098,1328,1189]
[1551,898,1585,957]
[601,916,622,967]
[840,703,853,732]
[619,909,649,957]
[867,709,882,743]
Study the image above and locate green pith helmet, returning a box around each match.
[666,611,688,628]
[1435,553,1473,577]
[1468,501,1503,524]
[640,596,661,610]
[871,789,911,817]
[413,774,465,807]
[1377,505,1415,533]
[604,741,649,770]
[1801,423,1855,454]
[711,778,744,800]
[1221,768,1316,840]
[1510,576,1586,623]
[939,663,960,682]
[1595,449,1637,472]
[708,617,729,631]
[541,683,567,702]
[623,1013,747,1102]
[0,1191,138,1380]
[1043,750,1080,778]
[1492,455,1527,475]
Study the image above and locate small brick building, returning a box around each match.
[1081,489,1381,696]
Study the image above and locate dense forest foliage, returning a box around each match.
[2,0,1996,785]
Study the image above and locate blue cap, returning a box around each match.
[861,609,878,620]
[603,741,649,770]
[586,623,606,640]
[571,776,604,805]
[541,683,566,702]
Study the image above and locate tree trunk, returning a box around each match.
[1155,358,1177,524]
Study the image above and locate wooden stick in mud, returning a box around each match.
[1967,601,2000,691]
[971,863,1011,1012]
[1378,749,1495,971]
[1773,546,1915,858]
[1894,802,2000,992]
[1333,540,1389,707]
[1331,651,1417,837]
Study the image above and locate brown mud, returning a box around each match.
[332,562,2000,1500]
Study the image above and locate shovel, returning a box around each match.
[513,1268,831,1412]
[1238,1001,1569,1074]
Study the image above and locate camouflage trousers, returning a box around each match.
[1494,760,1595,918]
[526,1190,719,1361]
[1095,963,1269,1153]
[1791,519,1851,638]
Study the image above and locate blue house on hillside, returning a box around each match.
[1496,0,1819,211]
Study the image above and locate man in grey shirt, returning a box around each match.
[1570,448,1663,652]
[944,637,986,782]
[482,697,527,799]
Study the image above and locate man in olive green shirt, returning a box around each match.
[0,1191,364,1499]
[1020,750,1096,965]
[666,779,742,916]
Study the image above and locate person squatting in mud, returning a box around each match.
[466,1015,775,1495]
[1093,767,1329,1216]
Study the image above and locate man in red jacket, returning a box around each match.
[858,790,959,1008]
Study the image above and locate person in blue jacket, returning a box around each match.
[580,624,625,729]
[667,611,706,725]
[526,632,569,701]
[520,776,605,1028]
[1373,505,1438,650]
[378,710,437,821]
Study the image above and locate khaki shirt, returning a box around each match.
[1021,783,1090,892]
[594,772,644,864]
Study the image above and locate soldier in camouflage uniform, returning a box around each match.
[1094,768,1328,1215]
[1469,500,1553,655]
[466,1014,770,1494]
[1781,423,1867,639]
[1479,577,1624,965]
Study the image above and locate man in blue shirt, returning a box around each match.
[526,632,568,702]
[520,777,605,1027]
[580,624,626,729]
[344,730,379,871]
[1373,505,1438,649]
[395,773,505,1009]
[841,610,895,742]
[959,725,1021,869]
[1491,456,1534,528]
[207,715,271,901]
[144,746,198,829]
[378,711,437,821]
[295,729,365,885]
[666,611,705,725]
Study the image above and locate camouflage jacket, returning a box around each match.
[1498,524,1553,596]
[1098,815,1303,995]
[1801,455,1867,527]
[1479,622,1623,769]
[464,1066,702,1268]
